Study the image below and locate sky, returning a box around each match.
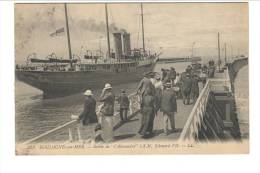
[15,3,248,63]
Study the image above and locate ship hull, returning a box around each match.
[16,62,155,98]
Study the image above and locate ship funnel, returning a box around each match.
[113,32,131,59]
[113,32,123,59]
[122,32,131,56]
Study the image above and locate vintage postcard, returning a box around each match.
[15,2,249,155]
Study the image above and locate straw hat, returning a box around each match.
[104,83,112,90]
[84,90,93,96]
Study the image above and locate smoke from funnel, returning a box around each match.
[15,5,129,60]
[78,18,127,34]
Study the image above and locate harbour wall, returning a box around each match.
[227,58,249,139]
[210,57,248,141]
[228,58,248,92]
[180,57,249,142]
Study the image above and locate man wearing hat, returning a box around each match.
[137,72,155,105]
[161,68,167,81]
[191,73,200,103]
[169,67,177,87]
[186,65,192,75]
[160,82,177,135]
[182,73,192,105]
[138,87,156,137]
[77,90,98,142]
[117,90,130,122]
[99,83,115,142]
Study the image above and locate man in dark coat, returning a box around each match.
[178,72,187,100]
[138,89,155,137]
[79,90,98,125]
[169,67,177,86]
[117,90,130,122]
[182,73,192,105]
[186,65,192,75]
[162,69,171,84]
[100,84,115,117]
[161,68,167,81]
[160,83,177,135]
[208,66,215,78]
[201,65,208,87]
[99,83,115,142]
[77,89,98,142]
[137,72,155,105]
[191,74,200,103]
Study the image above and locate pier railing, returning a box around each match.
[22,92,140,145]
[179,69,231,142]
[178,79,211,142]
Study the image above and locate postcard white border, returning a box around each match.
[1,1,260,173]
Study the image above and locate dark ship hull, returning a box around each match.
[16,60,156,98]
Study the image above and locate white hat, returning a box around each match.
[84,90,93,96]
[104,83,112,90]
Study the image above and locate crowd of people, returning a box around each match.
[136,65,202,137]
[73,62,214,143]
[161,65,201,105]
[72,83,128,143]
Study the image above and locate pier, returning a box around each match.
[157,57,202,64]
[20,57,248,145]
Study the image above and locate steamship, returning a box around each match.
[16,3,159,98]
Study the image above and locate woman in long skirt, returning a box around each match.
[99,83,115,143]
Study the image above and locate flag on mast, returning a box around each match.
[50,27,65,37]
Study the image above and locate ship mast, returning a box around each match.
[224,43,227,64]
[141,3,145,54]
[217,32,221,71]
[105,4,111,58]
[64,3,73,68]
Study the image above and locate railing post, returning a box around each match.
[77,125,82,142]
[129,99,133,115]
[69,128,73,142]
